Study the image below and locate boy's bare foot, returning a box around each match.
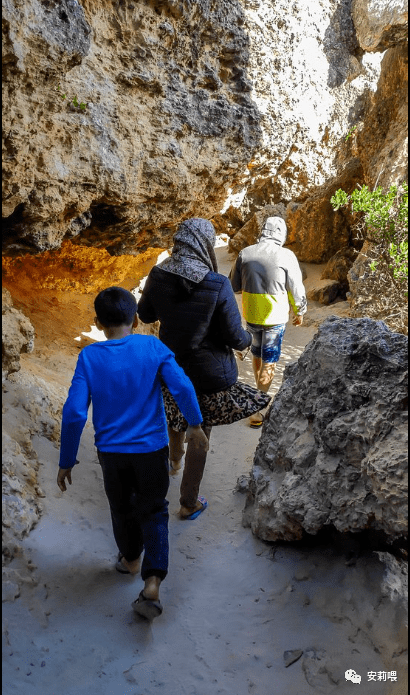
[143,575,161,601]
[117,555,141,574]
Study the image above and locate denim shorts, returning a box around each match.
[246,322,286,363]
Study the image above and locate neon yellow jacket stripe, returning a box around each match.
[242,291,291,325]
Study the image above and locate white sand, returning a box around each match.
[2,245,405,695]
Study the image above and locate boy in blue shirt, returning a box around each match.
[57,286,207,620]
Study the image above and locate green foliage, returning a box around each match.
[56,85,87,112]
[345,124,357,142]
[330,183,408,286]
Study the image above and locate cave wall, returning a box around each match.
[225,0,408,260]
[3,0,263,255]
[3,0,406,260]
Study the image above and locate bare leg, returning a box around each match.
[252,355,262,385]
[250,360,276,425]
[179,425,212,515]
[143,575,161,601]
[168,426,185,475]
[257,361,276,393]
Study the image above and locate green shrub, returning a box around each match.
[330,183,408,334]
[331,183,408,287]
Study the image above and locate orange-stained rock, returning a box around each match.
[283,161,365,263]
[352,44,408,191]
[2,241,164,295]
[2,241,165,356]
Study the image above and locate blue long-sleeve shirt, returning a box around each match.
[59,334,203,468]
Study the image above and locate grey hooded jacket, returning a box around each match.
[229,217,307,326]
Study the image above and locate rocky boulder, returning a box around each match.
[243,316,408,543]
[226,204,287,253]
[352,42,408,193]
[306,279,341,305]
[2,368,64,585]
[352,0,408,52]
[2,288,35,382]
[320,246,359,294]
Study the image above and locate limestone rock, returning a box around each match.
[302,301,351,329]
[320,247,359,292]
[284,649,304,668]
[2,288,34,381]
[2,369,64,568]
[280,37,408,263]
[353,44,408,191]
[283,160,365,263]
[306,279,341,305]
[2,432,42,559]
[227,204,287,253]
[243,317,408,543]
[3,0,382,256]
[2,0,262,255]
[352,0,408,52]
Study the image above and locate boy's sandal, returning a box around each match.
[132,590,163,620]
[115,553,130,574]
[115,553,140,575]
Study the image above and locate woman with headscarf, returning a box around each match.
[137,218,270,520]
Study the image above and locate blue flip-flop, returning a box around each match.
[182,496,208,520]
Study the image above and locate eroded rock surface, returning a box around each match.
[352,0,408,52]
[351,42,408,195]
[227,2,408,263]
[243,316,408,543]
[2,368,64,598]
[2,0,262,255]
[2,0,387,259]
[2,288,35,381]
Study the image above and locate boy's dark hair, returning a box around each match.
[94,287,137,327]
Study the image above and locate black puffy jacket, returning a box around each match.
[137,266,251,394]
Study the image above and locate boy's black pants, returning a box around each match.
[97,446,169,581]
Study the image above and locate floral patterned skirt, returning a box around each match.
[162,381,272,432]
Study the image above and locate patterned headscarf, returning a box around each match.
[259,216,287,246]
[159,218,218,283]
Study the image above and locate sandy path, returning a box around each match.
[2,245,400,695]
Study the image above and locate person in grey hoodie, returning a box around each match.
[229,216,307,427]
